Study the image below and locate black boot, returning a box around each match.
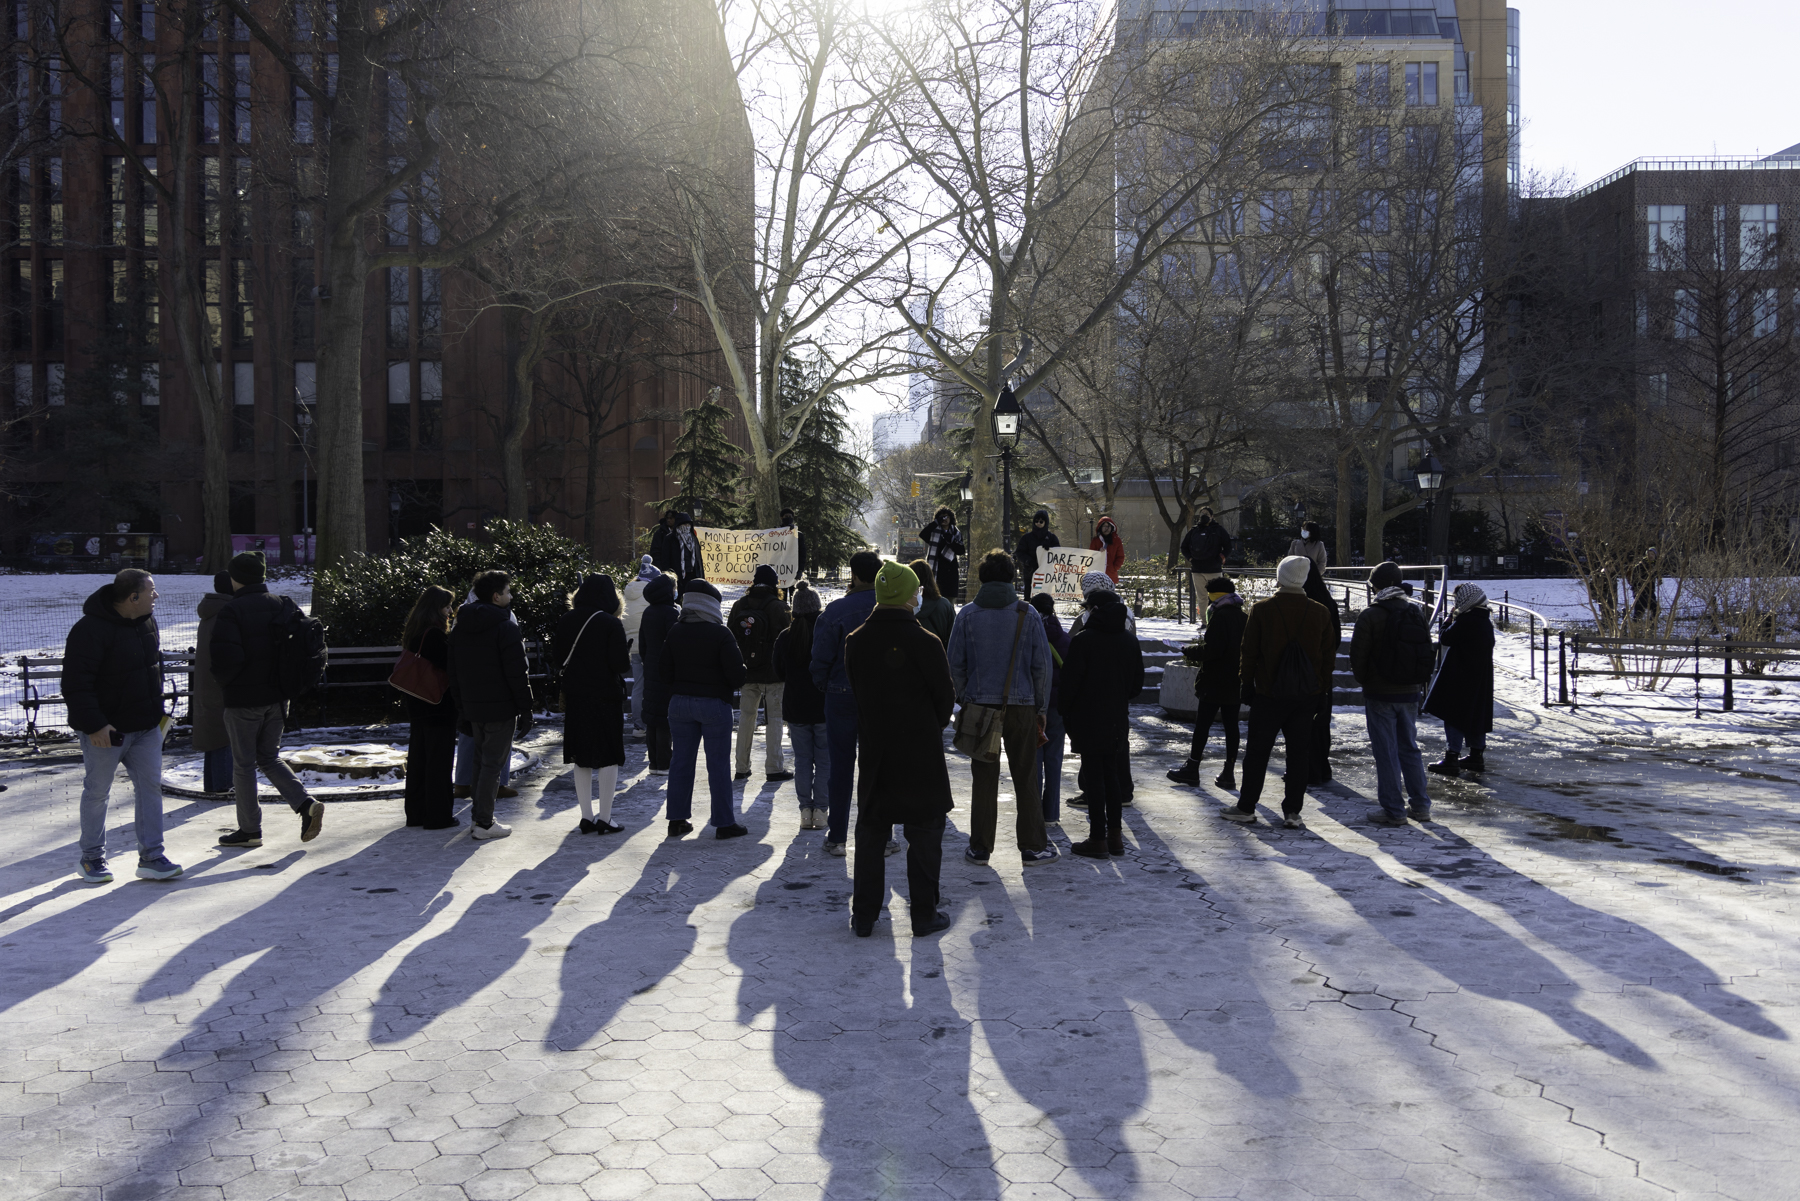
[1426,755,1461,778]
[1459,751,1485,774]
[1214,769,1237,791]
[1166,760,1201,786]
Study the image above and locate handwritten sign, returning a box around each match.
[1028,547,1101,600]
[694,526,801,588]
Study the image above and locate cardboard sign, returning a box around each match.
[1028,547,1101,601]
[694,526,801,588]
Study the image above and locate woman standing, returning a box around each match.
[401,586,460,829]
[774,582,829,830]
[556,574,632,834]
[910,557,956,647]
[1059,584,1144,858]
[1425,583,1495,777]
[1089,515,1126,583]
[1166,576,1246,791]
[638,572,681,773]
[192,573,234,794]
[919,508,965,602]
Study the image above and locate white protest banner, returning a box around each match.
[693,526,801,588]
[1028,546,1101,601]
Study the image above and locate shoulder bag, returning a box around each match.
[953,604,1028,763]
[389,644,448,705]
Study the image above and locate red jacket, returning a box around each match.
[1089,517,1126,582]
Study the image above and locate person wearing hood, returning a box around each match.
[556,574,631,834]
[946,550,1060,868]
[447,569,533,841]
[1014,510,1060,585]
[781,507,809,582]
[1167,575,1246,791]
[1058,584,1145,858]
[1181,508,1235,616]
[623,554,658,734]
[63,568,182,883]
[400,585,459,830]
[212,551,325,850]
[672,511,706,586]
[191,572,235,795]
[649,511,681,577]
[728,564,792,781]
[1350,561,1435,824]
[663,579,749,839]
[1288,520,1329,576]
[1066,571,1138,811]
[1223,555,1336,830]
[919,508,965,601]
[1088,515,1126,583]
[1029,592,1072,824]
[775,582,830,829]
[1302,560,1343,784]
[638,571,681,773]
[844,561,957,938]
[810,551,884,855]
[1425,583,1495,778]
[911,557,956,647]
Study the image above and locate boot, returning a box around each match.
[1426,755,1461,778]
[1107,832,1126,857]
[1166,760,1201,786]
[1459,751,1485,774]
[1213,769,1237,791]
[1070,837,1111,859]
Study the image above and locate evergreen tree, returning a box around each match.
[654,395,744,527]
[776,356,870,571]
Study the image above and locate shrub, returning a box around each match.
[315,520,633,651]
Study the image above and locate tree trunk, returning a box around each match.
[499,307,550,523]
[1364,462,1389,567]
[1335,448,1355,567]
[583,417,602,549]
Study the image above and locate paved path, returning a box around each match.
[2,709,1796,1201]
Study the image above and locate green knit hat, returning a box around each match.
[874,560,918,606]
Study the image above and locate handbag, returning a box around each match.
[389,647,448,704]
[953,604,1029,763]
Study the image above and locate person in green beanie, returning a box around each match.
[844,561,955,938]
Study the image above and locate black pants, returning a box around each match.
[645,716,672,771]
[1237,695,1316,815]
[1311,699,1333,782]
[1190,701,1240,768]
[1081,749,1131,842]
[404,719,456,826]
[852,811,944,928]
[1078,754,1135,802]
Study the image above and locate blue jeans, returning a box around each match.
[1445,725,1486,755]
[824,691,859,843]
[455,730,511,788]
[80,727,165,862]
[1364,698,1430,816]
[667,695,738,828]
[1039,708,1065,821]
[789,722,830,810]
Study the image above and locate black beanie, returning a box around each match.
[212,572,234,594]
[1370,561,1403,589]
[753,564,779,588]
[228,551,266,585]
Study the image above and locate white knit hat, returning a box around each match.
[1276,555,1310,590]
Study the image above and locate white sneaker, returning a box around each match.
[472,822,512,841]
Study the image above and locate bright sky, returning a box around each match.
[1518,0,1800,189]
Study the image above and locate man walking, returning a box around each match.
[1351,561,1436,825]
[212,552,324,849]
[728,564,792,781]
[448,569,534,841]
[946,550,1060,867]
[845,562,955,938]
[1222,555,1335,830]
[810,551,883,856]
[64,568,182,882]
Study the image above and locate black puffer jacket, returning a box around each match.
[665,615,747,703]
[727,585,790,684]
[1057,596,1144,754]
[63,585,163,735]
[447,601,532,723]
[638,573,681,720]
[1180,519,1234,572]
[210,584,304,708]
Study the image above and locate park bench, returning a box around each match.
[18,651,193,750]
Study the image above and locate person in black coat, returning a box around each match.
[1426,584,1496,777]
[844,562,956,937]
[649,512,680,576]
[662,579,749,838]
[1303,560,1343,784]
[1167,575,1246,791]
[919,508,965,601]
[447,570,533,839]
[400,585,459,830]
[1058,587,1145,859]
[637,572,681,773]
[773,582,829,830]
[556,574,631,834]
[1014,509,1060,584]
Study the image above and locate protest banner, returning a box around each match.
[1028,546,1100,600]
[694,527,801,588]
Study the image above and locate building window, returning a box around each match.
[418,170,439,244]
[109,53,125,136]
[46,362,64,406]
[139,55,156,142]
[201,54,220,143]
[294,54,314,143]
[107,157,126,244]
[1674,288,1698,338]
[1354,63,1389,107]
[387,267,409,348]
[293,258,315,349]
[386,360,410,450]
[232,52,250,143]
[233,360,255,449]
[1750,288,1778,337]
[1359,191,1389,233]
[1357,126,1389,169]
[140,259,158,348]
[1647,205,1685,269]
[203,156,221,243]
[1741,203,1777,270]
[231,259,253,346]
[386,69,406,142]
[204,261,223,348]
[9,260,28,349]
[1404,62,1438,107]
[294,360,317,453]
[231,156,251,241]
[45,261,62,353]
[108,261,129,332]
[385,160,408,245]
[1258,190,1292,233]
[13,363,29,405]
[419,360,442,448]
[140,156,157,246]
[1646,373,1667,408]
[13,159,28,243]
[45,156,61,244]
[1404,124,1438,169]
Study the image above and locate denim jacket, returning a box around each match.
[946,584,1051,712]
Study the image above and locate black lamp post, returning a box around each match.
[993,385,1023,554]
[958,470,974,537]
[1415,455,1444,563]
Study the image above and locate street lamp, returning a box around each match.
[1415,455,1444,562]
[993,385,1022,554]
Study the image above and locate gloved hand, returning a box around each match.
[1239,681,1256,706]
[516,712,535,737]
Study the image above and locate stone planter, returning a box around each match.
[1160,661,1199,720]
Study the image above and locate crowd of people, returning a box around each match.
[63,531,1497,938]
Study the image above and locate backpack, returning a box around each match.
[1272,639,1319,700]
[733,602,778,672]
[1374,601,1435,687]
[275,601,329,699]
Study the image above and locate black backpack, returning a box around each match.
[1374,602,1435,687]
[275,601,329,699]
[1272,640,1319,699]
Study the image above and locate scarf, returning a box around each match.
[1373,585,1409,603]
[679,592,722,624]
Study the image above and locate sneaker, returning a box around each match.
[766,771,795,782]
[134,856,184,881]
[884,838,903,856]
[667,820,694,839]
[801,808,824,830]
[496,786,519,799]
[912,910,951,937]
[1066,795,1088,810]
[963,845,989,865]
[1214,772,1238,791]
[1021,847,1060,867]
[471,821,513,841]
[1406,806,1433,822]
[825,840,846,857]
[218,830,262,848]
[1283,814,1307,830]
[453,785,472,799]
[1166,761,1200,786]
[1366,809,1409,827]
[299,800,325,843]
[1219,806,1257,824]
[716,824,749,840]
[632,726,647,737]
[734,771,752,781]
[78,858,113,884]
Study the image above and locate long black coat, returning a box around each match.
[555,605,630,768]
[845,607,956,823]
[1425,607,1495,736]
[404,626,458,730]
[1057,598,1144,755]
[638,574,681,721]
[1196,596,1246,704]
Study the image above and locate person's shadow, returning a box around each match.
[727,838,998,1198]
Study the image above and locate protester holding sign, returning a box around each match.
[1014,510,1059,584]
[689,526,801,589]
[920,509,966,601]
[1089,515,1126,583]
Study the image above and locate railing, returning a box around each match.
[1555,631,1800,716]
[1570,154,1800,200]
